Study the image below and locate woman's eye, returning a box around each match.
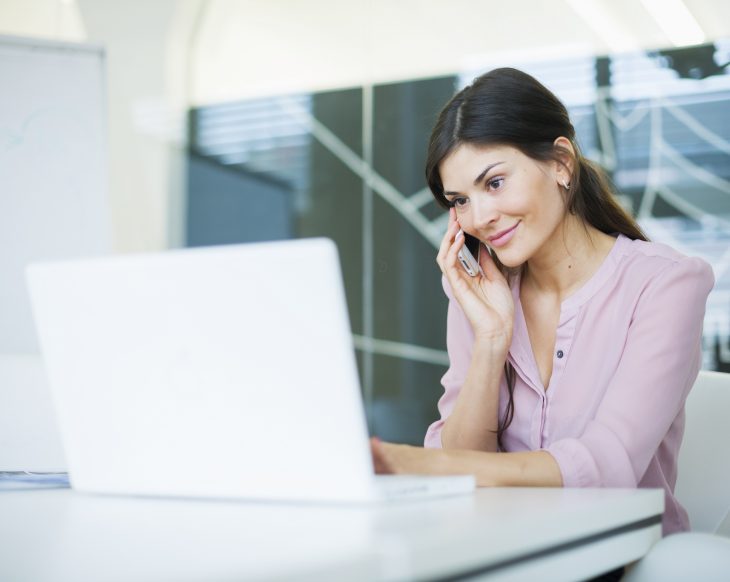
[487,178,504,191]
[453,197,469,208]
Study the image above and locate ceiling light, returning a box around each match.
[639,0,706,47]
[564,0,640,53]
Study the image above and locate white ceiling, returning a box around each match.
[1,0,729,104]
[189,0,730,103]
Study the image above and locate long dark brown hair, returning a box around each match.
[425,68,648,450]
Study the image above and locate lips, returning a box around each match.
[488,222,520,245]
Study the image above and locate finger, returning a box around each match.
[444,229,469,279]
[370,437,393,474]
[479,243,499,281]
[436,210,460,272]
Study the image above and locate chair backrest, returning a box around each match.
[675,370,730,534]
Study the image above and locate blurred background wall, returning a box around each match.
[2,0,729,444]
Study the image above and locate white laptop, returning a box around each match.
[26,238,474,502]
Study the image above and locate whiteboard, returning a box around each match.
[0,35,110,470]
[0,35,111,354]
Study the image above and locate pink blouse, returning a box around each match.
[425,234,715,535]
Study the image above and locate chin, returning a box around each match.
[491,248,526,270]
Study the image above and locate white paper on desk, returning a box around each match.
[0,472,70,490]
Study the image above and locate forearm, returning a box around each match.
[441,448,564,487]
[440,339,507,452]
[374,440,564,487]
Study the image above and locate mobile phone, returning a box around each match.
[457,231,481,277]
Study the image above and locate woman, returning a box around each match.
[371,68,714,538]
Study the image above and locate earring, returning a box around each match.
[562,180,571,189]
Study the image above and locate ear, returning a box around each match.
[552,136,575,187]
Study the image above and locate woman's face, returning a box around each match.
[439,143,569,268]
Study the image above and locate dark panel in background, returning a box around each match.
[372,77,454,195]
[299,87,364,334]
[371,354,449,444]
[371,76,456,349]
[311,87,363,158]
[186,153,293,246]
[369,77,457,442]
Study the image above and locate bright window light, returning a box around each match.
[565,0,640,53]
[640,0,706,47]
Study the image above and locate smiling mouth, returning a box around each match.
[488,222,520,244]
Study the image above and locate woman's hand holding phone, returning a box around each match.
[437,208,515,349]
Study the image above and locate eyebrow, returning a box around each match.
[443,162,505,197]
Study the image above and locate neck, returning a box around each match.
[522,215,616,301]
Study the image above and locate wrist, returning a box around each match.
[472,332,511,356]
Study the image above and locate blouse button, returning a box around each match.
[556,350,564,359]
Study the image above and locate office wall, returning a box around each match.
[77,0,198,252]
[0,0,201,253]
[0,0,86,41]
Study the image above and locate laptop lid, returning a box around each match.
[26,238,377,502]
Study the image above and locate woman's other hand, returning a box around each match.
[371,437,449,475]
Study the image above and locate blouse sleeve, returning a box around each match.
[546,256,715,487]
[424,276,475,448]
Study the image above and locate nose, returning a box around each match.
[471,193,499,230]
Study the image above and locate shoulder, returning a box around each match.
[616,236,715,299]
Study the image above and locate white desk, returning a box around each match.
[0,487,663,581]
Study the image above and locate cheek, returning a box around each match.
[521,176,562,219]
[541,186,569,222]
[461,220,481,241]
[454,209,475,230]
